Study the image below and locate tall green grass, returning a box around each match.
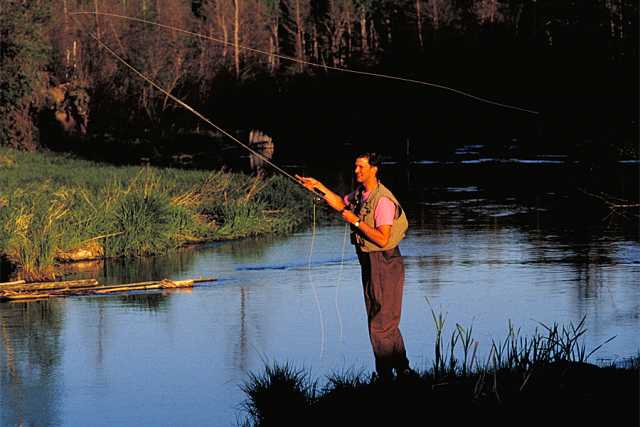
[0,148,311,280]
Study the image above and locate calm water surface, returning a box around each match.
[1,181,639,426]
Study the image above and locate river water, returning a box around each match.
[1,162,639,426]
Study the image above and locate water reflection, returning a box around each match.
[212,234,293,263]
[99,248,200,285]
[0,300,64,426]
[116,293,171,312]
[60,246,205,286]
[0,256,13,283]
[230,286,252,372]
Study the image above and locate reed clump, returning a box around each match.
[0,148,310,279]
[240,363,318,427]
[240,313,639,427]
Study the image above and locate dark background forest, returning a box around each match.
[1,0,638,168]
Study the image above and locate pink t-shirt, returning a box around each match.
[344,190,395,227]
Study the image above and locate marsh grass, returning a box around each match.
[240,311,639,427]
[240,363,317,426]
[1,183,73,280]
[0,148,311,279]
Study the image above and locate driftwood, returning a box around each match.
[0,279,98,292]
[0,278,216,302]
[0,280,26,288]
[91,279,194,294]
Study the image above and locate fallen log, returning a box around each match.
[91,279,194,294]
[0,280,26,288]
[0,279,98,292]
[0,277,216,301]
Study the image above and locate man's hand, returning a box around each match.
[294,174,346,213]
[341,209,358,224]
[295,175,321,192]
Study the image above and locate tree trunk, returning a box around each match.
[617,0,624,40]
[94,0,101,41]
[346,8,352,60]
[313,25,320,63]
[270,19,280,72]
[369,18,378,52]
[219,10,229,58]
[63,0,71,75]
[416,0,423,49]
[360,8,368,56]
[429,0,440,31]
[295,0,305,72]
[234,0,241,78]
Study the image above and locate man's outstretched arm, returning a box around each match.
[295,175,346,212]
[295,175,391,247]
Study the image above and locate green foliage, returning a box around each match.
[106,188,175,257]
[212,200,269,239]
[259,175,311,214]
[0,148,313,278]
[0,1,51,149]
[1,183,70,280]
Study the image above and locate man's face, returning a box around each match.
[354,157,377,184]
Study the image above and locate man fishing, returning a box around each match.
[296,152,415,382]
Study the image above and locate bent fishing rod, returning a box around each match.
[70,11,539,116]
[70,16,326,199]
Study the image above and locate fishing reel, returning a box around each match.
[312,187,326,203]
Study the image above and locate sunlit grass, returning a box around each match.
[0,147,312,279]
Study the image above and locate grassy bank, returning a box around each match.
[0,148,314,280]
[240,316,639,427]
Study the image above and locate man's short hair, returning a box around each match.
[356,152,381,168]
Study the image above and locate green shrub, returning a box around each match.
[0,1,51,149]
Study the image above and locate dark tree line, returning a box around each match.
[1,0,637,163]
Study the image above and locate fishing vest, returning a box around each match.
[350,183,408,252]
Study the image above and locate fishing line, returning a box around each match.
[307,200,326,359]
[69,14,317,197]
[335,223,349,342]
[70,11,539,115]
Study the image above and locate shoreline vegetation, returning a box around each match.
[240,315,639,427]
[0,147,315,281]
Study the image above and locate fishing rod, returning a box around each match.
[70,11,539,116]
[69,15,324,199]
[68,14,334,359]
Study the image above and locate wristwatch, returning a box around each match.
[353,220,361,228]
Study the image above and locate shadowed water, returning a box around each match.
[1,167,638,426]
